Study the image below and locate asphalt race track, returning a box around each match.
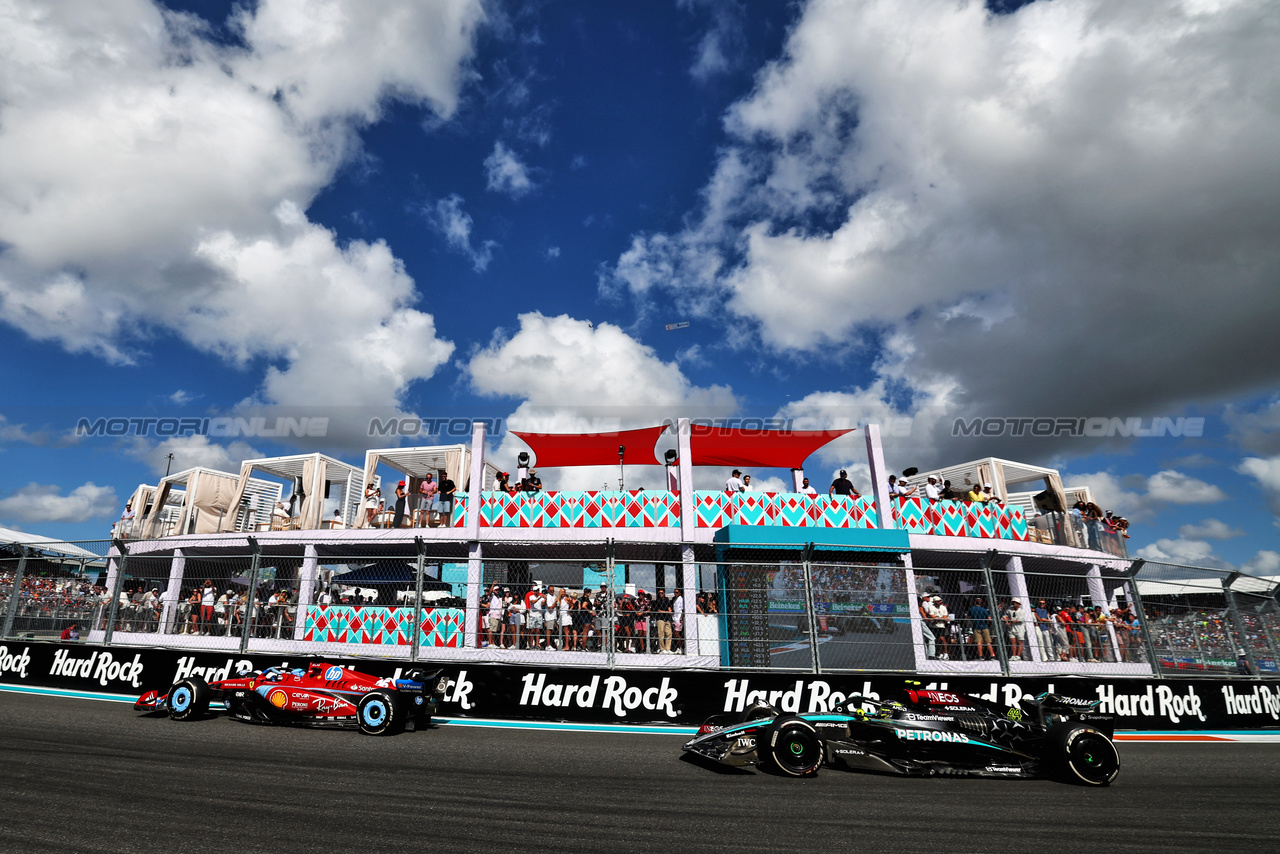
[2,692,1278,854]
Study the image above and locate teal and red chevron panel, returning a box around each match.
[302,606,464,647]
[891,497,1028,540]
[693,492,879,529]
[477,490,681,528]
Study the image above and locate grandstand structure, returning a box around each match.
[3,421,1277,679]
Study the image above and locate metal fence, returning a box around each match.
[2,538,1276,677]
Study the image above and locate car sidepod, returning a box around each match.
[825,716,1039,779]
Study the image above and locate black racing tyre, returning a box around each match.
[357,690,405,736]
[168,677,210,721]
[1052,725,1119,786]
[763,716,824,777]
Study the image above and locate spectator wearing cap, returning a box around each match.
[523,469,543,493]
[484,585,502,648]
[929,595,950,659]
[923,476,941,501]
[940,479,958,500]
[1003,599,1026,661]
[830,470,858,497]
[500,587,516,649]
[1032,599,1054,661]
[889,475,916,499]
[671,587,685,654]
[726,470,744,493]
[918,594,937,659]
[524,582,546,648]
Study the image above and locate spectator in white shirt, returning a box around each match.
[725,470,744,493]
[924,476,941,501]
[800,477,818,497]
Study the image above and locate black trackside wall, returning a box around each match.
[2,641,1279,731]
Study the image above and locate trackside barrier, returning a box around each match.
[2,540,1278,678]
[2,640,1279,731]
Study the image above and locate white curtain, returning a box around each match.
[445,448,470,490]
[222,462,257,533]
[191,472,239,534]
[298,456,320,529]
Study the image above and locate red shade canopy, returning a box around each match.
[510,425,669,467]
[688,427,855,469]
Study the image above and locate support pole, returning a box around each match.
[1,547,27,639]
[159,549,185,635]
[1006,555,1042,664]
[1223,583,1257,676]
[801,542,820,674]
[864,424,895,530]
[104,539,129,646]
[1123,559,1161,676]
[411,537,427,662]
[464,541,482,649]
[605,539,617,667]
[293,544,318,642]
[239,538,261,654]
[982,549,1010,676]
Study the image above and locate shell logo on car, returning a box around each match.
[268,688,289,708]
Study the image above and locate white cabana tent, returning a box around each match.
[357,444,499,528]
[912,456,1072,514]
[145,467,266,536]
[137,483,187,539]
[220,453,363,532]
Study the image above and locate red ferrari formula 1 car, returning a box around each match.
[135,662,447,735]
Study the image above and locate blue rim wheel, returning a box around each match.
[171,687,192,713]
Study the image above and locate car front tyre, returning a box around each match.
[763,716,824,777]
[168,677,210,721]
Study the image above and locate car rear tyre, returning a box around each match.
[763,716,824,777]
[168,677,210,721]
[357,690,404,736]
[1053,725,1119,786]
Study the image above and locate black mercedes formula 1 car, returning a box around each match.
[683,684,1119,785]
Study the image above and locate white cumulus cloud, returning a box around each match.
[0,0,483,406]
[604,0,1280,457]
[465,312,736,489]
[0,482,119,524]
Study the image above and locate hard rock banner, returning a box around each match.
[2,640,1278,731]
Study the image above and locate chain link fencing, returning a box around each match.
[3,537,1277,677]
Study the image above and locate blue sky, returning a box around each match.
[1,0,1278,574]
